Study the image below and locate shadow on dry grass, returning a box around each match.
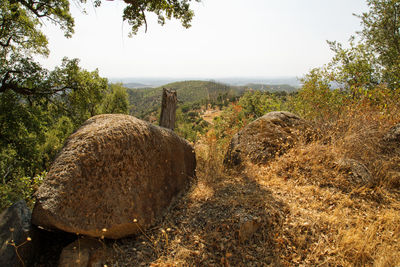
[112,165,289,266]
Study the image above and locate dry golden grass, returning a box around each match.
[250,103,400,266]
[110,101,400,266]
[111,135,288,266]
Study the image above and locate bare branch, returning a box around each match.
[0,36,12,47]
[141,8,148,33]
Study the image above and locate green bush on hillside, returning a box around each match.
[0,172,45,211]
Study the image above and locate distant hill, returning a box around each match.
[127,80,242,119]
[109,77,301,88]
[215,77,301,87]
[240,83,297,93]
[123,82,150,89]
[126,80,299,119]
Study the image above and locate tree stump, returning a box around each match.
[159,88,177,130]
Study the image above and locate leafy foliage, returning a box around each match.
[358,0,400,88]
[0,172,45,211]
[288,68,346,120]
[287,0,400,122]
[0,0,74,98]
[327,39,379,93]
[0,58,129,210]
[0,90,47,182]
[48,58,109,127]
[122,0,201,35]
[238,91,285,119]
[101,83,130,114]
[175,108,209,142]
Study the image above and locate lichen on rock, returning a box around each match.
[32,114,196,239]
[224,111,313,169]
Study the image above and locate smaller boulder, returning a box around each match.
[0,200,39,267]
[238,215,261,244]
[58,237,109,267]
[224,111,312,168]
[383,123,400,143]
[337,159,373,186]
[382,123,400,154]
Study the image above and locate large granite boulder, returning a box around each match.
[0,200,39,267]
[32,114,196,239]
[224,111,312,168]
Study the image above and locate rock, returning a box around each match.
[383,123,400,143]
[0,200,39,267]
[337,159,373,185]
[238,216,261,244]
[58,237,109,267]
[32,114,196,239]
[234,209,262,243]
[224,111,312,168]
[33,229,77,267]
[382,123,400,154]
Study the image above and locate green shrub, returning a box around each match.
[0,172,45,212]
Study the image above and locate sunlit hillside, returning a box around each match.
[127,80,241,119]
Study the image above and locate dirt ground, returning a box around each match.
[201,109,222,125]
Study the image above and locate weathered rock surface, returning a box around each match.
[337,158,373,186]
[236,211,261,244]
[382,123,400,155]
[32,114,196,239]
[383,123,400,143]
[0,200,39,267]
[224,111,312,168]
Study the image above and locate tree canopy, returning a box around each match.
[122,0,201,35]
[0,0,200,99]
[358,0,400,88]
[295,0,400,103]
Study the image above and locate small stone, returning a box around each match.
[238,215,262,243]
[58,237,109,267]
[337,158,372,185]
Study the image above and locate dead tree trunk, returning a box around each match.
[159,88,177,130]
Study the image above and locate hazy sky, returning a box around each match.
[38,0,369,79]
